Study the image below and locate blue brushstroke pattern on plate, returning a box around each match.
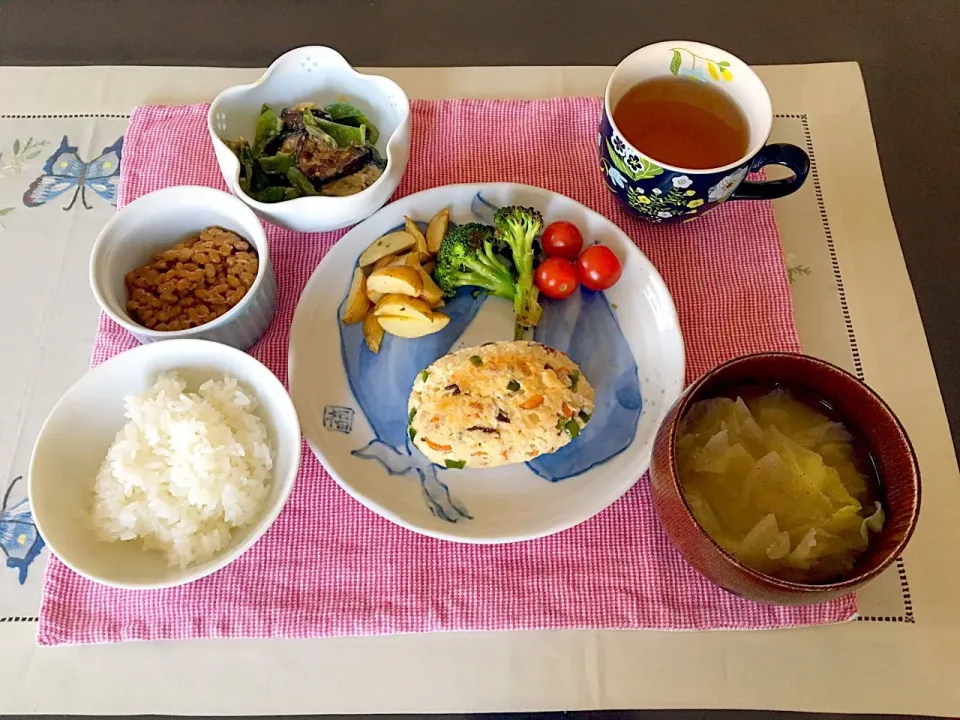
[338,193,643,521]
[472,191,644,479]
[339,285,486,522]
[530,288,642,480]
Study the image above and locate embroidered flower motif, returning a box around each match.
[0,137,50,177]
[687,199,704,208]
[612,135,626,154]
[657,211,673,219]
[607,166,627,188]
[684,189,696,196]
[707,166,749,202]
[672,175,692,189]
[652,188,662,195]
[785,252,812,283]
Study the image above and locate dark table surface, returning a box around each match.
[0,1,957,717]
[0,714,944,720]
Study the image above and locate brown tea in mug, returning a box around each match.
[613,76,750,169]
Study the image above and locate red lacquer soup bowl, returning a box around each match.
[649,352,921,606]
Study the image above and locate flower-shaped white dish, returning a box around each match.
[208,46,411,233]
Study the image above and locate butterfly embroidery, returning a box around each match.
[23,136,123,211]
[1,476,44,585]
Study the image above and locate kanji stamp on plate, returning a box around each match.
[323,406,355,434]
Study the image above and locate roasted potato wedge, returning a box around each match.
[422,259,436,275]
[377,311,450,339]
[426,311,450,331]
[404,217,430,260]
[367,265,423,297]
[362,307,385,353]
[374,252,419,272]
[366,287,385,304]
[373,293,433,321]
[417,266,445,307]
[425,208,449,255]
[341,268,371,324]
[358,231,417,268]
[372,254,399,272]
[395,252,422,268]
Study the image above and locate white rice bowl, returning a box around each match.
[90,371,275,568]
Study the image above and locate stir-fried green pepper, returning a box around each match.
[258,152,296,175]
[239,143,257,184]
[300,110,339,147]
[253,105,283,155]
[252,186,287,203]
[286,167,318,196]
[225,100,381,202]
[303,109,366,149]
[325,102,380,144]
[226,139,257,193]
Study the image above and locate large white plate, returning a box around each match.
[289,183,685,542]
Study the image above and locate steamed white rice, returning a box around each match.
[91,371,275,568]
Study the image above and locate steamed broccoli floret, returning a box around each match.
[493,205,544,339]
[433,222,516,301]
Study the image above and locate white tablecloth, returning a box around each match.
[0,63,957,716]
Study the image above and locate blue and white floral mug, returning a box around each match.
[599,41,810,223]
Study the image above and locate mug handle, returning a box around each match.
[729,143,810,201]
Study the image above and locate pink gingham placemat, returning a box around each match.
[38,99,856,645]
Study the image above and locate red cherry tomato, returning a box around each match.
[541,221,584,260]
[576,245,622,291]
[535,257,579,300]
